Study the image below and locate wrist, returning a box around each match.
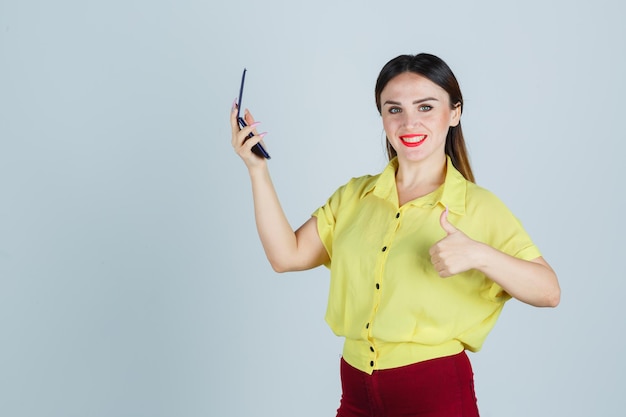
[472,241,493,273]
[248,162,270,179]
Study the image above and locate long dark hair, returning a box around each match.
[375,53,475,183]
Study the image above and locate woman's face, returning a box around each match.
[380,72,460,165]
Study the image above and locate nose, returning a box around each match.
[401,109,420,128]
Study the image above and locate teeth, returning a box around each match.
[401,135,425,143]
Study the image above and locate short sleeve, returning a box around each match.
[312,201,335,269]
[463,186,543,302]
[311,177,367,269]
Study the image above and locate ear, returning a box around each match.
[450,102,461,127]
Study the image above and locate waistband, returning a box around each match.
[343,338,465,375]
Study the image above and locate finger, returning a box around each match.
[230,105,259,140]
[232,108,260,142]
[244,113,261,138]
[439,205,458,235]
[247,132,267,149]
[230,98,240,132]
[237,122,261,146]
[431,258,450,277]
[432,261,449,278]
[244,108,256,126]
[234,122,262,148]
[238,132,267,157]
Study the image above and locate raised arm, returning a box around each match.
[230,104,329,272]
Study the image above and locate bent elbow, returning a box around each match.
[268,257,296,273]
[540,286,561,308]
[270,261,290,273]
[546,287,561,307]
[269,258,313,273]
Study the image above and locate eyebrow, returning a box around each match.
[383,97,439,106]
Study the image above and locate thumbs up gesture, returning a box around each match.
[429,206,483,277]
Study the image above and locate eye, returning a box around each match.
[388,107,402,114]
[419,105,432,112]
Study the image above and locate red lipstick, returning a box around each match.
[399,134,427,148]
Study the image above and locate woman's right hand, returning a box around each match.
[230,102,268,169]
[228,100,329,272]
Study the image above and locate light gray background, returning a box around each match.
[1,0,624,416]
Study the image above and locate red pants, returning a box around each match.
[336,351,480,417]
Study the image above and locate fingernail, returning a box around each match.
[250,122,261,128]
[232,98,238,110]
[258,132,268,138]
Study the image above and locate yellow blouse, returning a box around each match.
[313,157,541,374]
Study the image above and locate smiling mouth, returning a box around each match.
[399,134,427,147]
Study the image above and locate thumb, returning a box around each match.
[439,205,458,235]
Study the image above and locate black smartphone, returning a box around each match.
[236,68,271,159]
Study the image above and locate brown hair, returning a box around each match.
[375,53,475,182]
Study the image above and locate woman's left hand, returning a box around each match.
[430,208,560,306]
[429,208,484,277]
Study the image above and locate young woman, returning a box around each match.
[230,53,560,417]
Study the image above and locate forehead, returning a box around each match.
[380,72,449,102]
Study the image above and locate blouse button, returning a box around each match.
[396,212,400,218]
[381,246,387,252]
[376,283,380,290]
[370,361,374,367]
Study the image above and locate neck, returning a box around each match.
[395,155,447,206]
